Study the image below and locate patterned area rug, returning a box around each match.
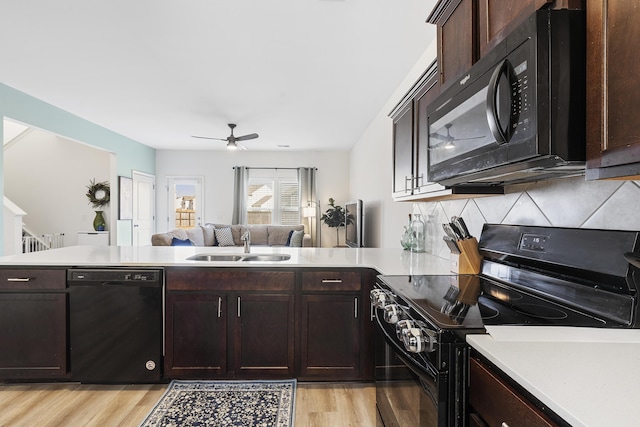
[139,380,296,427]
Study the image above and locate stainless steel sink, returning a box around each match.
[186,253,291,262]
[241,254,291,262]
[186,254,243,262]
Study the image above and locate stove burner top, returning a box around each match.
[478,305,499,320]
[512,303,568,320]
[378,274,612,331]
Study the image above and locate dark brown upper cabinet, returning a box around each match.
[586,0,640,180]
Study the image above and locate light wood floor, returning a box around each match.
[0,382,376,427]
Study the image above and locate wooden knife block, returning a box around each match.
[450,237,482,274]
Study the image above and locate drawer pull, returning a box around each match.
[237,296,241,317]
[354,297,358,318]
[321,279,343,283]
[218,297,222,318]
[7,278,31,282]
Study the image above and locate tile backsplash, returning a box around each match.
[415,176,640,260]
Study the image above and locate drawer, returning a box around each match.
[0,269,67,290]
[469,357,558,427]
[166,268,295,291]
[302,271,361,291]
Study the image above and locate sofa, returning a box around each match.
[151,223,311,247]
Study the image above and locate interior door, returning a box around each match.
[132,171,155,246]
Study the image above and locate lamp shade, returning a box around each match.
[303,206,316,218]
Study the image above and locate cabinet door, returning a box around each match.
[414,66,447,196]
[469,357,559,427]
[0,293,67,379]
[436,0,476,89]
[392,102,414,198]
[586,0,640,179]
[299,294,361,380]
[233,293,295,378]
[165,293,227,378]
[477,0,552,56]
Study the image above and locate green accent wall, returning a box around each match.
[0,82,156,249]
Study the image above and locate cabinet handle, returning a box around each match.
[321,279,343,283]
[237,296,241,317]
[501,423,510,427]
[404,175,413,193]
[7,278,31,282]
[218,297,222,318]
[415,173,424,189]
[354,297,358,318]
[370,303,375,321]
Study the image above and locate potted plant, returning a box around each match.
[86,179,110,231]
[320,198,353,247]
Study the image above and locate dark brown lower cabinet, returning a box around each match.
[0,268,68,380]
[233,293,295,378]
[299,294,361,380]
[0,293,67,379]
[164,268,296,380]
[469,356,560,427]
[164,293,227,378]
[164,267,373,381]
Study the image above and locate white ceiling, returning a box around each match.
[0,0,437,151]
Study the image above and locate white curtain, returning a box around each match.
[298,167,319,246]
[232,166,248,225]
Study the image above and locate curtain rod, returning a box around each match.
[232,167,317,170]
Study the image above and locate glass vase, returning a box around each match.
[410,214,426,253]
[400,214,414,250]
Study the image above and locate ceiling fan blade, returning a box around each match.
[429,132,449,141]
[235,133,259,142]
[191,135,227,141]
[453,135,485,141]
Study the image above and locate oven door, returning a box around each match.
[375,314,449,427]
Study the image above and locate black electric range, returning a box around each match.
[373,224,640,427]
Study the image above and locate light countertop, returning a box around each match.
[467,327,640,427]
[0,246,452,276]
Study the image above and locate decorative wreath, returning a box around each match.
[86,179,111,209]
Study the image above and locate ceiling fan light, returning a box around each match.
[227,142,238,150]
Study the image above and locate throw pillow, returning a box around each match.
[215,227,235,247]
[285,230,294,246]
[171,237,193,246]
[289,230,304,247]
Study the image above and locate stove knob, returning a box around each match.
[395,319,415,340]
[403,328,437,353]
[370,289,391,308]
[383,304,403,324]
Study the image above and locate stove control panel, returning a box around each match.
[519,233,549,252]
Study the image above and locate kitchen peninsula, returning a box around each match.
[1,245,638,427]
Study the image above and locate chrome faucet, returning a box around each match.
[241,231,251,253]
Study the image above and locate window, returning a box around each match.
[247,169,300,225]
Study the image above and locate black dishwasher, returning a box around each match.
[68,269,163,383]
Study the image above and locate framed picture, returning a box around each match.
[119,176,133,220]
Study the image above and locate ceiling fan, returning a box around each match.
[429,124,484,150]
[192,123,259,150]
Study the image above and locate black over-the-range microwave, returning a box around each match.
[426,9,586,187]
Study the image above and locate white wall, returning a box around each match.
[4,128,111,246]
[350,40,640,251]
[350,42,438,248]
[156,149,350,247]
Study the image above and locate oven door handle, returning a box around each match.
[486,59,515,145]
